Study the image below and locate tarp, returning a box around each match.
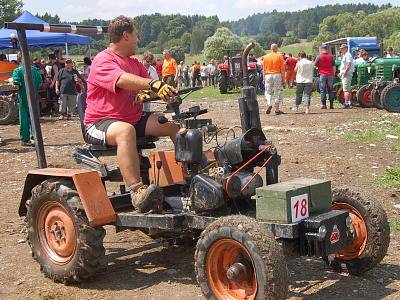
[0,11,90,49]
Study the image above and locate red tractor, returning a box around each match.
[217,49,258,94]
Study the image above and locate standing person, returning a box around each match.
[176,61,184,89]
[284,53,297,88]
[83,57,92,81]
[338,44,354,109]
[200,63,208,87]
[293,51,314,114]
[141,51,159,112]
[56,59,84,120]
[162,49,178,87]
[263,43,285,115]
[182,64,189,88]
[54,49,66,69]
[155,58,163,78]
[12,53,42,146]
[84,15,178,212]
[192,61,201,87]
[207,60,217,87]
[314,44,336,109]
[386,47,399,58]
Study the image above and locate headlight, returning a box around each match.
[317,225,327,240]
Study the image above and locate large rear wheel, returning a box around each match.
[0,95,18,125]
[218,71,228,94]
[381,82,400,113]
[195,215,288,299]
[26,179,106,283]
[325,187,390,275]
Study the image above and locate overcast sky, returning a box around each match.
[25,0,395,22]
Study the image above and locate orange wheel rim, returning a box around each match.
[332,202,367,260]
[206,239,257,299]
[36,201,77,265]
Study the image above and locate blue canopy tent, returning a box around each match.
[0,11,90,54]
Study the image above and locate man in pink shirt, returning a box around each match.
[84,16,177,213]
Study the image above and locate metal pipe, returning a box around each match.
[16,28,47,168]
[241,43,255,87]
[5,22,108,35]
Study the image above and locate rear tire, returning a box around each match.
[380,82,400,113]
[26,179,106,284]
[218,71,228,94]
[356,84,374,108]
[195,215,288,299]
[325,187,390,275]
[0,95,18,125]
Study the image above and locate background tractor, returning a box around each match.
[12,21,391,300]
[217,49,258,94]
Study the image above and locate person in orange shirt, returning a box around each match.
[262,44,285,115]
[162,49,178,87]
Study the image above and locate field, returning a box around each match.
[0,91,399,299]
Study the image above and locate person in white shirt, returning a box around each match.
[141,51,159,112]
[338,44,354,108]
[293,51,314,114]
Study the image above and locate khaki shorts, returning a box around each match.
[341,75,352,92]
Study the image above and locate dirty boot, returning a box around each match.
[130,183,162,213]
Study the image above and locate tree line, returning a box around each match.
[0,1,398,60]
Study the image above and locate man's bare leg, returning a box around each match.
[145,112,179,142]
[105,121,140,187]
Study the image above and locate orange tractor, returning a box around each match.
[12,22,390,300]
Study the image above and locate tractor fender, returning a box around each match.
[19,168,115,227]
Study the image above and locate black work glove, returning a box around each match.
[149,79,177,100]
[135,90,157,103]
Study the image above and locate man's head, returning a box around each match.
[387,47,394,55]
[48,53,56,62]
[0,53,6,61]
[298,51,306,59]
[288,53,292,57]
[54,49,63,59]
[270,44,278,53]
[109,15,139,56]
[162,49,171,59]
[339,44,348,54]
[65,59,73,71]
[142,51,155,68]
[319,44,327,53]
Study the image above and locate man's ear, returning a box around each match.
[122,31,129,41]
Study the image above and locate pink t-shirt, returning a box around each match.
[84,48,149,125]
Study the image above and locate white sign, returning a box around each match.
[290,193,309,223]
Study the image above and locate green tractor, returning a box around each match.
[365,58,400,111]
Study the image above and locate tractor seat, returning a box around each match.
[77,94,158,152]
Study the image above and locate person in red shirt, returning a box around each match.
[284,53,297,88]
[84,16,178,213]
[314,44,336,109]
[155,58,163,78]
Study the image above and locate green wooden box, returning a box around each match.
[255,178,332,223]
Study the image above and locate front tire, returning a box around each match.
[356,84,374,108]
[218,71,228,94]
[325,187,390,275]
[26,179,106,284]
[195,215,288,300]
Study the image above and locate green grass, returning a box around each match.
[390,218,400,232]
[185,53,206,65]
[188,86,240,101]
[375,166,400,189]
[391,141,400,153]
[279,41,315,57]
[343,122,400,144]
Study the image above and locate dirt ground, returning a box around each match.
[0,95,399,300]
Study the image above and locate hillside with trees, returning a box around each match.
[0,1,399,59]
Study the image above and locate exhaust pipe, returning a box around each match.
[239,42,261,133]
[242,42,254,87]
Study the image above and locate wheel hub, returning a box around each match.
[37,201,77,265]
[226,262,248,282]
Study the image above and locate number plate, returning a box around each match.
[290,193,309,223]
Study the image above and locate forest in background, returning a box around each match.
[0,1,399,61]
